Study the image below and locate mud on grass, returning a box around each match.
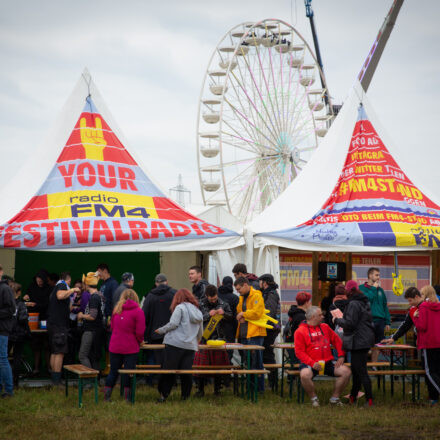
[1,382,440,440]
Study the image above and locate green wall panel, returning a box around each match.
[15,250,160,299]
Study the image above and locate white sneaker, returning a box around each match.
[311,397,320,407]
[329,397,344,406]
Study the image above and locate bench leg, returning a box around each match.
[65,370,69,397]
[402,374,406,400]
[411,375,415,403]
[254,374,258,403]
[94,376,98,404]
[417,374,421,400]
[131,374,136,404]
[78,378,83,408]
[246,352,251,400]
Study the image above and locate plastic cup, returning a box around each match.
[318,360,325,375]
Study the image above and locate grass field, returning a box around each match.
[1,380,440,440]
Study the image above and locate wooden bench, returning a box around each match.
[63,364,99,408]
[286,368,425,403]
[118,368,269,403]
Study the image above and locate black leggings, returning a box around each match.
[105,352,139,389]
[158,345,195,399]
[350,349,373,400]
[423,348,440,401]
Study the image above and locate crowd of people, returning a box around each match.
[0,262,439,407]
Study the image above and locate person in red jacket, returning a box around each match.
[294,306,351,407]
[413,286,440,405]
[104,289,146,402]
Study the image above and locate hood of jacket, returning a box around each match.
[122,299,139,311]
[422,301,440,312]
[246,273,259,282]
[218,284,233,295]
[183,302,203,324]
[349,292,370,305]
[289,305,306,318]
[150,284,174,296]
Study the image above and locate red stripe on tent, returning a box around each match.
[8,195,49,223]
[152,197,200,221]
[56,112,137,165]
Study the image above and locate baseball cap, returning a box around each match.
[122,272,134,282]
[155,273,167,283]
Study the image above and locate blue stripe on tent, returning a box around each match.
[83,96,100,114]
[359,222,396,247]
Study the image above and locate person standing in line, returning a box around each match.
[232,263,260,290]
[413,285,440,405]
[194,285,232,396]
[258,274,280,387]
[112,272,135,309]
[155,289,203,403]
[217,276,239,345]
[0,265,15,398]
[47,272,80,386]
[359,267,391,363]
[327,284,349,330]
[78,272,104,371]
[333,280,375,407]
[104,289,145,402]
[8,283,30,388]
[188,266,209,300]
[96,263,119,321]
[235,277,267,392]
[143,274,176,365]
[23,270,51,375]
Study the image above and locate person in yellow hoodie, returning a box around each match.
[234,277,266,391]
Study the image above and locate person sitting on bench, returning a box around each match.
[294,306,350,407]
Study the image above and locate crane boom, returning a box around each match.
[358,0,404,91]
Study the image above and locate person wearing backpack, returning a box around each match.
[78,272,105,371]
[8,283,30,387]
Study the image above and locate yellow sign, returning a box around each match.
[80,117,107,161]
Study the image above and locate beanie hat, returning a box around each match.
[83,272,99,287]
[345,280,358,293]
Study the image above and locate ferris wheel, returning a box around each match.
[196,19,334,223]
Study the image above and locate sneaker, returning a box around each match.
[156,395,166,404]
[348,395,356,405]
[429,400,439,406]
[311,397,320,407]
[1,393,13,399]
[329,397,344,406]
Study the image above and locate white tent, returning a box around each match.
[0,70,243,252]
[249,81,440,254]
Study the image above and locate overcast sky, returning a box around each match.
[0,0,439,210]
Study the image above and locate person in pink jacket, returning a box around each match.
[413,286,440,405]
[104,289,145,402]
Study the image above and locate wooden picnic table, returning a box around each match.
[375,344,417,395]
[272,343,295,397]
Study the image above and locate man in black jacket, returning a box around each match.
[112,272,135,307]
[142,274,176,364]
[0,265,16,397]
[218,276,239,343]
[189,266,209,299]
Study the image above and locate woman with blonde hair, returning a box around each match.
[413,285,440,405]
[420,285,440,303]
[104,289,145,402]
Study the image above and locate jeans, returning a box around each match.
[244,336,265,392]
[105,352,139,389]
[79,330,103,370]
[158,344,195,399]
[0,335,13,395]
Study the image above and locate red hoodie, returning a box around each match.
[294,322,344,367]
[413,301,440,349]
